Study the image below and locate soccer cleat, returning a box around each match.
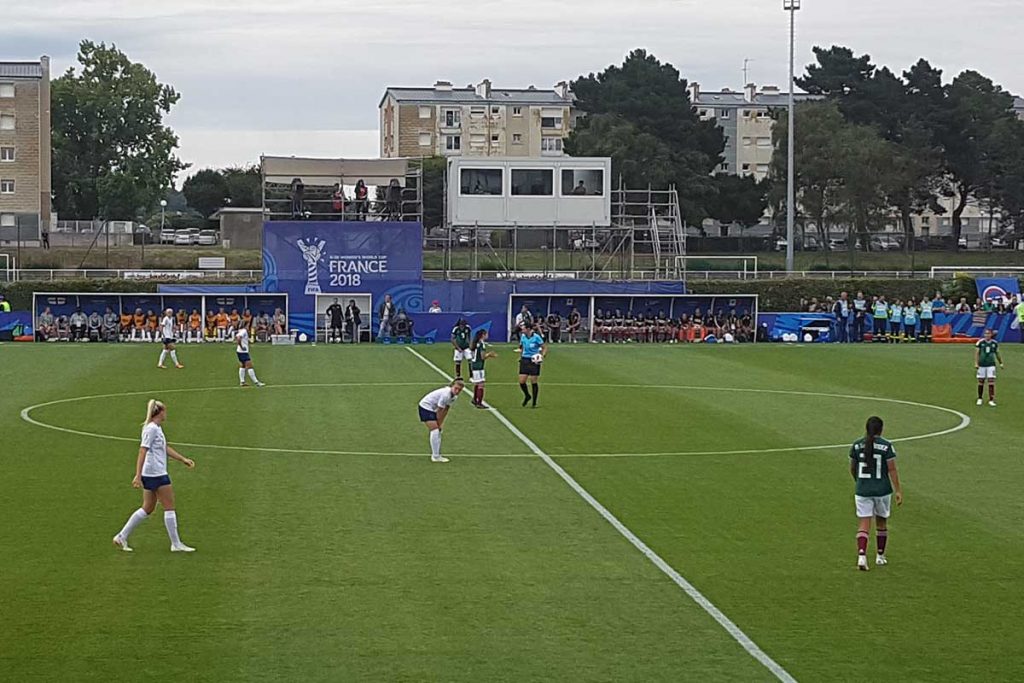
[474,402,488,410]
[171,543,196,553]
[431,456,450,463]
[157,365,166,370]
[857,555,869,571]
[988,400,996,407]
[976,398,983,406]
[256,382,266,387]
[175,364,184,369]
[522,396,530,407]
[240,383,247,387]
[876,554,888,566]
[112,535,133,552]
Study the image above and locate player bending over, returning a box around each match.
[418,378,465,463]
[849,416,903,571]
[236,325,265,387]
[975,329,1004,407]
[157,308,184,369]
[112,400,196,553]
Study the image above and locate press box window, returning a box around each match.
[511,169,553,196]
[460,169,503,195]
[561,169,604,196]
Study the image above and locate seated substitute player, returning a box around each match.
[157,308,184,369]
[87,310,103,342]
[69,308,87,341]
[146,309,159,343]
[469,329,497,408]
[120,309,133,342]
[546,310,562,343]
[236,324,265,387]
[175,308,187,337]
[273,308,287,336]
[517,321,547,408]
[451,318,472,377]
[188,309,202,343]
[228,308,241,337]
[241,309,253,335]
[132,308,147,342]
[418,378,465,463]
[37,307,55,342]
[216,307,229,341]
[850,416,903,571]
[204,309,217,341]
[103,307,120,342]
[254,312,270,343]
[566,307,581,344]
[975,329,1004,407]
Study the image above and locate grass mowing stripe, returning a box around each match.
[405,347,798,683]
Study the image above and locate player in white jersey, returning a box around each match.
[112,400,196,552]
[236,326,264,387]
[417,378,465,463]
[157,308,184,369]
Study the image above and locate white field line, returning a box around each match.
[404,347,798,683]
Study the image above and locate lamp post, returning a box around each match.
[784,0,800,273]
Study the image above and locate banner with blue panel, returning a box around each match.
[760,311,1021,343]
[263,221,423,335]
[0,312,32,338]
[975,278,1021,302]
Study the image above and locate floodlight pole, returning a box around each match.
[784,0,800,273]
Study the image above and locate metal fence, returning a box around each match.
[2,269,262,282]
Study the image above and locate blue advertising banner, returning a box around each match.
[263,221,423,334]
[975,278,1021,303]
[0,312,33,338]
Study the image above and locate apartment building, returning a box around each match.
[690,82,818,181]
[0,57,51,243]
[380,80,574,159]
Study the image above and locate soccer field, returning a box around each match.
[2,341,1022,681]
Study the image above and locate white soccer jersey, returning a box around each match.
[236,328,250,353]
[160,316,176,339]
[419,387,457,412]
[140,422,168,477]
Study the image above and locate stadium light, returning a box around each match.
[784,0,800,272]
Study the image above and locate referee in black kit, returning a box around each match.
[326,298,344,343]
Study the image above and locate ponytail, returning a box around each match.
[143,399,165,426]
[865,415,883,453]
[471,329,486,351]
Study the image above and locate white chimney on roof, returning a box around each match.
[434,80,453,92]
[689,82,700,102]
[744,83,757,102]
[475,79,491,98]
[555,80,570,99]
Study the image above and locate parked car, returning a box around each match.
[174,229,199,245]
[827,238,849,251]
[957,236,968,249]
[131,226,154,245]
[197,229,219,246]
[159,229,177,244]
[870,235,902,251]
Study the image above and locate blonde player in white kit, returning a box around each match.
[235,325,265,387]
[112,400,196,552]
[157,308,184,369]
[418,378,465,463]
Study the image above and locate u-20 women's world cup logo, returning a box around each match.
[296,238,326,295]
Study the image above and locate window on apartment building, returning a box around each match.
[0,147,14,162]
[699,109,709,117]
[0,214,15,228]
[512,133,523,144]
[742,137,753,147]
[491,106,500,115]
[756,110,769,118]
[0,83,14,98]
[460,168,503,195]
[921,216,931,225]
[741,163,751,173]
[756,137,772,148]
[491,134,500,143]
[0,114,14,131]
[540,117,562,129]
[720,163,730,172]
[418,133,431,147]
[443,109,460,127]
[561,169,604,196]
[0,179,15,194]
[541,137,563,154]
[418,106,431,119]
[470,106,486,118]
[511,169,553,196]
[444,135,461,152]
[469,134,486,149]
[512,106,523,117]
[743,110,752,118]
[719,109,730,118]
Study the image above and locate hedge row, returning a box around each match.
[1,275,1005,313]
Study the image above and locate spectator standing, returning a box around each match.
[852,291,867,342]
[919,295,934,342]
[513,304,532,337]
[428,300,442,313]
[871,296,888,342]
[378,294,396,340]
[955,297,971,313]
[273,308,287,335]
[1017,298,1024,343]
[0,295,11,312]
[290,177,305,218]
[344,299,361,343]
[325,298,344,343]
[902,299,918,343]
[41,229,50,249]
[331,183,347,217]
[353,180,369,220]
[384,178,402,220]
[833,292,851,343]
[888,299,904,343]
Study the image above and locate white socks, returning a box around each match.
[118,508,149,540]
[158,350,168,366]
[170,350,179,365]
[429,428,442,459]
[164,510,182,546]
[239,368,246,384]
[247,368,260,384]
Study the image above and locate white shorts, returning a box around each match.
[471,369,486,384]
[855,494,892,519]
[453,348,472,362]
[977,366,996,380]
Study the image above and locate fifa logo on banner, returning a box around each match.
[296,238,326,295]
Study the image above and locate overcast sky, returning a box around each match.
[5,0,1023,181]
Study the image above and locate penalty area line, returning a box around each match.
[404,347,796,683]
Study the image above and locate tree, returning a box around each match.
[707,174,769,247]
[182,169,229,220]
[566,49,725,224]
[796,46,875,99]
[420,156,446,230]
[51,40,185,220]
[221,166,262,207]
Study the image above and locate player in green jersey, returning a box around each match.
[469,329,497,408]
[850,416,903,571]
[975,329,1004,407]
[451,318,472,378]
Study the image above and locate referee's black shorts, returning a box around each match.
[518,357,541,377]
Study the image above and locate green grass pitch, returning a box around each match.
[2,341,1022,681]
